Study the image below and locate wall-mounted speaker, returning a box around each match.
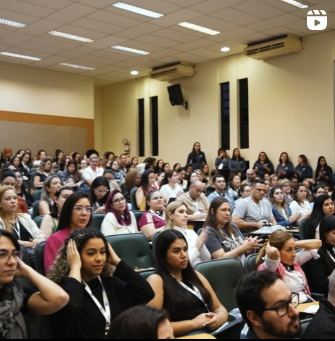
[167,84,188,110]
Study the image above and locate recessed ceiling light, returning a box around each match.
[0,51,41,61]
[0,18,26,28]
[279,0,308,9]
[221,47,231,52]
[112,2,164,19]
[131,71,139,75]
[59,63,96,71]
[111,46,150,56]
[178,22,220,36]
[49,31,94,43]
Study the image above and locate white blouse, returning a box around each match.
[289,200,312,216]
[264,249,320,303]
[173,226,211,268]
[101,212,138,236]
[160,184,183,200]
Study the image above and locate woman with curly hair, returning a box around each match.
[48,229,155,339]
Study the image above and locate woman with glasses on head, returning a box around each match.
[0,229,69,339]
[48,229,154,339]
[0,186,47,266]
[280,179,294,206]
[186,142,207,171]
[257,230,321,303]
[44,192,93,274]
[138,191,166,241]
[89,177,109,214]
[101,190,137,237]
[40,187,75,238]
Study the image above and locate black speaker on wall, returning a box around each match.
[167,84,188,110]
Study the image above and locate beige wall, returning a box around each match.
[0,62,94,119]
[100,30,335,175]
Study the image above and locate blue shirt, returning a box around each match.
[207,191,235,212]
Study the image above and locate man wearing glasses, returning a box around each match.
[236,271,301,339]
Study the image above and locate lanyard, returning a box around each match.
[251,199,264,219]
[170,274,210,313]
[84,277,111,336]
[150,210,165,221]
[11,221,21,240]
[327,248,335,264]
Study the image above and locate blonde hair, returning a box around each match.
[165,201,188,229]
[256,230,294,267]
[0,186,19,232]
[269,174,279,185]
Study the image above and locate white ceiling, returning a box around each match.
[0,0,334,86]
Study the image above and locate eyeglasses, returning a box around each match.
[0,251,23,264]
[263,294,299,317]
[96,190,109,195]
[73,206,93,214]
[113,198,126,205]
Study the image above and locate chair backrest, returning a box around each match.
[299,219,309,240]
[32,200,40,220]
[244,254,259,273]
[139,269,156,280]
[34,215,44,229]
[87,213,106,231]
[106,233,154,270]
[133,211,144,224]
[130,187,139,211]
[299,318,313,339]
[195,258,245,312]
[35,241,47,276]
[20,245,31,267]
[32,189,42,203]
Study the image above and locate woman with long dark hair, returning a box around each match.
[315,156,333,185]
[305,215,335,295]
[48,229,154,339]
[289,183,312,224]
[228,173,241,201]
[229,148,246,176]
[276,152,294,179]
[203,197,259,262]
[253,152,274,179]
[160,171,183,201]
[147,229,228,337]
[60,160,85,189]
[215,148,230,183]
[136,170,155,211]
[306,194,335,240]
[295,155,313,182]
[33,157,53,189]
[186,142,207,171]
[101,190,137,236]
[44,192,93,274]
[154,159,164,174]
[89,177,109,214]
[20,152,32,183]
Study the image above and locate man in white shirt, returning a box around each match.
[82,155,104,186]
[232,180,277,232]
[207,175,235,212]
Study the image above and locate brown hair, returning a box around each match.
[256,230,294,267]
[294,183,309,203]
[203,197,236,239]
[268,187,289,218]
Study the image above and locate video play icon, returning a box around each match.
[307,10,327,31]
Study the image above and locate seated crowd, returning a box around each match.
[0,145,334,339]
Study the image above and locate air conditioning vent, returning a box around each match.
[244,35,302,60]
[151,62,195,82]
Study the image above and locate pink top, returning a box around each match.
[44,228,71,274]
[138,211,166,230]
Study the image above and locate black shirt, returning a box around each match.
[304,297,335,339]
[12,222,33,242]
[50,260,155,340]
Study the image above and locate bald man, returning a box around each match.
[176,181,209,232]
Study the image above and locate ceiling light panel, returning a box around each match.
[60,63,96,70]
[178,22,220,36]
[111,45,150,55]
[279,0,309,9]
[0,18,26,28]
[49,31,94,43]
[0,51,41,61]
[112,2,164,19]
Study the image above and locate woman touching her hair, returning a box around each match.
[48,229,155,339]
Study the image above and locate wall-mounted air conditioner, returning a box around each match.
[150,62,195,82]
[243,34,302,60]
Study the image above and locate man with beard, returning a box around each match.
[236,271,301,339]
